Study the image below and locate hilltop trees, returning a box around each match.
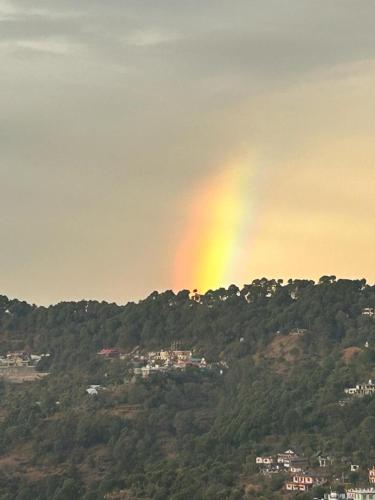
[0,279,373,498]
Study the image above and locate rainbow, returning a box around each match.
[173,160,257,293]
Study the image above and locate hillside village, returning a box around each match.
[0,350,49,382]
[0,280,374,499]
[92,337,375,499]
[256,448,375,498]
[96,345,225,378]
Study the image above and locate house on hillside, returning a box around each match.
[256,456,275,465]
[153,351,170,361]
[277,449,298,465]
[323,493,347,500]
[259,464,282,475]
[86,384,102,396]
[289,328,308,336]
[0,351,48,368]
[362,308,375,318]
[347,488,375,500]
[141,364,169,378]
[149,349,193,364]
[345,380,375,397]
[285,471,327,492]
[369,468,375,484]
[6,351,31,366]
[174,350,192,361]
[186,357,207,368]
[277,449,308,470]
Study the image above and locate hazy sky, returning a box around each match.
[1,0,375,305]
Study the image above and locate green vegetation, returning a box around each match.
[0,277,374,499]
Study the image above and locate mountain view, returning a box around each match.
[0,278,374,499]
[2,1,375,499]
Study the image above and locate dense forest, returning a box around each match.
[0,277,374,499]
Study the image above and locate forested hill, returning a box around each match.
[0,277,374,499]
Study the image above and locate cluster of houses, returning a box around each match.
[344,380,375,398]
[132,349,210,378]
[0,351,48,367]
[256,449,326,492]
[0,351,50,382]
[256,450,375,496]
[345,489,375,500]
[97,346,220,379]
[324,490,375,500]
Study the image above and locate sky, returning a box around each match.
[1,0,375,305]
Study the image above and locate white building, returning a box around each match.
[277,449,298,465]
[362,308,375,317]
[345,380,375,397]
[86,384,102,395]
[347,489,375,500]
[256,456,275,465]
[324,493,347,500]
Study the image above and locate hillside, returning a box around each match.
[0,277,374,499]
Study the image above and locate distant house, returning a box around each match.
[97,348,120,359]
[154,351,170,361]
[187,357,206,368]
[290,464,305,473]
[285,471,327,492]
[277,449,298,465]
[351,464,360,472]
[150,349,192,363]
[289,328,308,336]
[0,351,47,368]
[86,384,102,396]
[174,350,192,361]
[141,364,168,378]
[277,449,308,470]
[324,493,347,500]
[345,380,375,398]
[30,354,42,364]
[256,456,275,465]
[369,467,375,484]
[362,307,375,317]
[259,464,282,475]
[347,488,375,500]
[6,351,31,366]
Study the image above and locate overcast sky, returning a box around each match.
[1,0,375,305]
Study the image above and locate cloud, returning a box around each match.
[14,38,80,54]
[1,0,375,304]
[1,0,375,84]
[124,30,180,48]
